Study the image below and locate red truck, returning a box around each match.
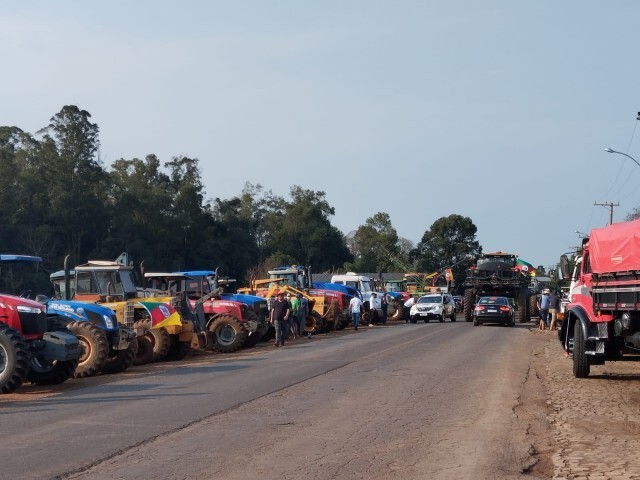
[559,219,640,377]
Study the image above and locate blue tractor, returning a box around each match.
[42,298,136,377]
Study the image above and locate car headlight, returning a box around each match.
[410,306,417,314]
[17,305,42,314]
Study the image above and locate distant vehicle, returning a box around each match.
[473,296,515,327]
[409,293,457,323]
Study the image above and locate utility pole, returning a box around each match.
[594,201,620,225]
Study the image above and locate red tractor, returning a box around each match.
[0,255,80,393]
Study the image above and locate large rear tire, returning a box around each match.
[464,289,474,322]
[165,336,190,361]
[135,319,171,362]
[208,315,247,353]
[133,335,154,366]
[573,321,590,378]
[529,294,539,319]
[67,321,109,378]
[101,346,136,374]
[516,291,528,323]
[0,324,30,394]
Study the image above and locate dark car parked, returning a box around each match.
[473,296,514,326]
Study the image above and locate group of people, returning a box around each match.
[269,291,310,347]
[537,288,560,332]
[348,292,388,330]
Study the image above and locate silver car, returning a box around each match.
[409,293,457,323]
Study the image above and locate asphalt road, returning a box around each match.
[1,320,540,480]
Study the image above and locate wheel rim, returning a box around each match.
[0,343,7,377]
[77,336,92,367]
[30,357,56,373]
[217,325,237,346]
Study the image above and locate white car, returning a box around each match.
[409,293,457,323]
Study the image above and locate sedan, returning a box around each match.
[473,296,514,326]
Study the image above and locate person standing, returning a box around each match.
[299,294,311,338]
[403,295,416,323]
[289,293,300,339]
[349,294,364,331]
[538,289,551,331]
[548,290,560,332]
[369,292,380,326]
[380,293,388,325]
[270,292,290,347]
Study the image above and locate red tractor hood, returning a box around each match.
[0,293,44,309]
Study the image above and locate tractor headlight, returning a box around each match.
[103,314,114,329]
[17,305,42,314]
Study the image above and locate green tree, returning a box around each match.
[413,214,481,282]
[263,186,351,271]
[37,105,111,266]
[350,212,400,272]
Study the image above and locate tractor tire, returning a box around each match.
[242,311,262,348]
[165,336,190,361]
[27,322,78,386]
[133,335,154,366]
[0,324,30,394]
[305,312,324,336]
[209,315,247,353]
[67,321,110,378]
[516,291,528,324]
[529,295,539,319]
[101,346,136,374]
[136,319,171,362]
[572,321,590,378]
[464,289,474,322]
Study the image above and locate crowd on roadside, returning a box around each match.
[537,288,561,333]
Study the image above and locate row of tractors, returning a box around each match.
[4,251,542,395]
[0,256,370,394]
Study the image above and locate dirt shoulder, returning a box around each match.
[522,327,640,479]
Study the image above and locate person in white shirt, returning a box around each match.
[403,295,416,323]
[349,295,364,331]
[369,293,380,325]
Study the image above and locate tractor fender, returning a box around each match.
[45,300,119,332]
[561,306,591,353]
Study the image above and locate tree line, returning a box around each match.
[0,105,483,293]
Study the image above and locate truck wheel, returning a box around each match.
[464,289,474,322]
[209,315,247,353]
[67,321,109,378]
[0,324,30,394]
[135,319,171,362]
[573,322,590,378]
[133,335,154,365]
[101,346,136,374]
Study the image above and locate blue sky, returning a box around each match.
[2,1,640,270]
